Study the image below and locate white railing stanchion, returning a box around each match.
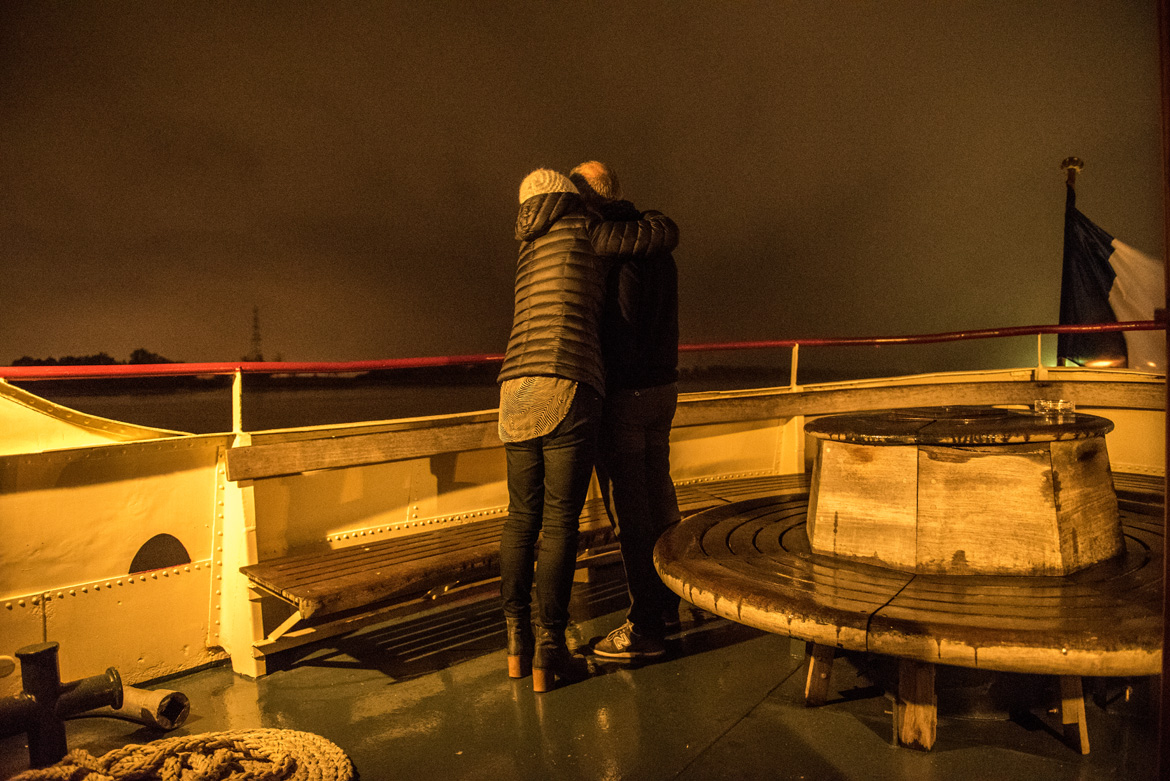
[790,343,800,389]
[232,370,244,434]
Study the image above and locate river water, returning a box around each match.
[20,370,797,434]
[23,383,501,434]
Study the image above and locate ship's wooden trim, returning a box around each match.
[674,378,1163,427]
[225,376,1162,481]
[226,419,500,482]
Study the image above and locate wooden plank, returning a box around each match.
[805,445,823,545]
[246,521,506,586]
[224,379,1162,481]
[894,659,937,751]
[227,419,500,481]
[1113,471,1165,499]
[916,442,1061,575]
[657,496,912,650]
[672,475,811,518]
[672,380,1162,428]
[1060,675,1090,754]
[806,406,1110,445]
[1050,438,1124,569]
[808,440,918,567]
[254,577,504,656]
[241,510,617,619]
[868,547,1163,676]
[804,643,835,705]
[246,538,501,618]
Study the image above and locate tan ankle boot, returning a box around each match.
[506,616,534,678]
[532,625,589,693]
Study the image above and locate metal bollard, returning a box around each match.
[88,684,190,731]
[0,641,122,768]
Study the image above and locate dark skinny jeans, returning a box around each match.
[596,382,682,637]
[500,385,603,631]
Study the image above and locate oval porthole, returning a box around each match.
[129,534,192,574]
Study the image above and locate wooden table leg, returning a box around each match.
[894,659,937,751]
[1059,675,1090,754]
[803,643,835,706]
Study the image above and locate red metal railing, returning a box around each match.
[679,320,1163,351]
[0,353,506,380]
[0,320,1161,381]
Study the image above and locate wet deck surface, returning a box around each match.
[0,561,1157,780]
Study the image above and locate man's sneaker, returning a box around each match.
[593,621,666,660]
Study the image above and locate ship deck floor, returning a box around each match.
[0,557,1157,781]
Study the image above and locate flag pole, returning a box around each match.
[1059,157,1080,372]
[1060,156,1084,188]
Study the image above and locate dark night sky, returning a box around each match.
[1,2,1164,374]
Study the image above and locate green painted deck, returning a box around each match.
[0,556,1156,780]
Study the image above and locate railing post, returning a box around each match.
[232,370,243,434]
[1036,333,1048,380]
[216,433,266,678]
[790,343,800,389]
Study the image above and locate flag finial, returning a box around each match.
[1061,156,1084,187]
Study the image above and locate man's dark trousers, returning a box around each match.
[598,382,681,637]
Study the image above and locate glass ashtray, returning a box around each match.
[1034,399,1075,421]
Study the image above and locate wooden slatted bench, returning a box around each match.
[655,473,1164,755]
[223,415,812,674]
[658,403,1164,755]
[241,513,512,621]
[236,499,619,651]
[796,407,1161,753]
[238,471,815,625]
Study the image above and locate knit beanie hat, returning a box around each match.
[519,169,578,204]
[569,161,622,202]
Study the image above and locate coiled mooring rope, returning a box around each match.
[10,729,354,781]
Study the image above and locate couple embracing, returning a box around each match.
[497,162,683,693]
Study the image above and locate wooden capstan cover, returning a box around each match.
[805,405,1122,576]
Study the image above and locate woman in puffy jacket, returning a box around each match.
[497,168,677,692]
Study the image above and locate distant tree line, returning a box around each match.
[11,348,174,366]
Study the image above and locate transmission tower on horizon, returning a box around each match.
[244,305,264,362]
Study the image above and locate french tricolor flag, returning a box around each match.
[1057,185,1165,372]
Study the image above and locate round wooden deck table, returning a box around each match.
[654,405,1162,753]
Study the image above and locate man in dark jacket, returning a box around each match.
[570,161,683,661]
[497,168,678,691]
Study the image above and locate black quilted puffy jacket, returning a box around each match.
[498,191,678,397]
[597,199,681,392]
